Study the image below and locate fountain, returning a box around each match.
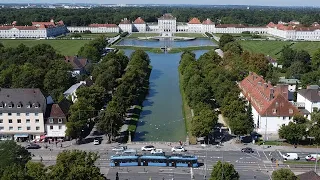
[138,32,196,41]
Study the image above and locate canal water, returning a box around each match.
[119,38,216,47]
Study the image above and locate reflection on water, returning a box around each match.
[124,49,209,142]
[118,38,216,48]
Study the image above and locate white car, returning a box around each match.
[151,149,164,154]
[112,146,127,152]
[171,146,186,152]
[93,139,100,145]
[141,145,155,151]
[282,153,300,161]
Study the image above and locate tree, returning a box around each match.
[76,85,106,111]
[191,108,218,137]
[48,150,105,180]
[0,164,31,180]
[210,161,239,180]
[78,44,100,63]
[223,41,243,55]
[286,61,309,79]
[219,34,235,50]
[26,161,47,180]
[272,168,297,180]
[0,141,31,169]
[278,45,296,68]
[278,122,307,144]
[311,48,320,70]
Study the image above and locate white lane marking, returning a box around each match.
[138,172,147,174]
[246,153,263,161]
[258,163,261,171]
[263,151,269,161]
[118,172,129,174]
[257,151,261,157]
[270,163,275,171]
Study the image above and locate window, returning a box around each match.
[36,126,40,131]
[17,113,20,116]
[27,126,31,130]
[18,127,22,131]
[0,119,2,123]
[9,127,13,131]
[17,104,21,108]
[8,119,12,123]
[26,113,29,116]
[0,127,3,131]
[50,126,53,130]
[35,113,39,116]
[35,119,39,123]
[59,125,62,130]
[289,109,293,114]
[49,118,53,123]
[272,109,277,114]
[0,113,2,116]
[17,119,21,123]
[27,104,31,108]
[8,113,12,116]
[58,119,63,123]
[26,119,30,123]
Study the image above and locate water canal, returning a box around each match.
[119,38,215,47]
[123,39,215,141]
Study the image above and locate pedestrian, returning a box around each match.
[40,156,43,162]
[55,141,57,147]
[60,143,62,148]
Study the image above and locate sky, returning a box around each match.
[4,0,320,7]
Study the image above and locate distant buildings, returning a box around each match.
[297,85,320,116]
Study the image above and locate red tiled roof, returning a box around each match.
[0,26,38,30]
[188,18,201,24]
[202,18,214,25]
[65,56,88,70]
[215,24,247,28]
[267,22,320,31]
[158,13,176,20]
[89,24,118,27]
[32,22,55,26]
[133,17,145,24]
[119,19,131,24]
[239,72,300,117]
[49,104,66,118]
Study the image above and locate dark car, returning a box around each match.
[26,143,41,149]
[241,147,254,153]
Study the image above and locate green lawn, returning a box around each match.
[174,33,205,38]
[128,33,160,38]
[239,40,320,58]
[0,39,91,56]
[68,33,119,38]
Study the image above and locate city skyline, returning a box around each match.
[4,0,320,7]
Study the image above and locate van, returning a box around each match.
[305,154,320,161]
[282,153,300,161]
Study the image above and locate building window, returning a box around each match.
[283,117,286,120]
[289,109,293,114]
[26,119,30,123]
[0,127,3,131]
[36,126,40,131]
[35,113,39,116]
[58,119,62,123]
[8,119,12,123]
[17,113,20,116]
[26,113,29,116]
[59,125,62,130]
[17,119,21,123]
[272,109,277,114]
[8,113,12,116]
[49,118,53,123]
[9,127,13,131]
[0,113,2,116]
[18,127,22,131]
[27,126,31,130]
[35,119,39,123]
[0,119,2,123]
[50,126,53,130]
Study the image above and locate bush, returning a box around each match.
[71,33,82,38]
[83,30,92,34]
[120,32,129,37]
[242,31,250,34]
[205,32,213,37]
[252,34,261,38]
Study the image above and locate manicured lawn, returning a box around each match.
[0,39,91,56]
[174,33,205,38]
[239,40,320,58]
[69,33,119,38]
[128,33,160,38]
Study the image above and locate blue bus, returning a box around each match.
[168,155,198,167]
[110,155,139,167]
[140,155,168,167]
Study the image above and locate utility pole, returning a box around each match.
[264,111,268,148]
[315,145,319,173]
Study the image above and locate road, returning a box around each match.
[27,142,320,180]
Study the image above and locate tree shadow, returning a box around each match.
[133,131,149,141]
[150,69,163,80]
[143,99,154,107]
[147,87,158,98]
[139,109,152,119]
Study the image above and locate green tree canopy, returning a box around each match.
[272,168,297,180]
[219,34,235,50]
[210,161,240,180]
[0,141,31,169]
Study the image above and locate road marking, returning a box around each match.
[118,172,129,174]
[246,153,263,161]
[257,151,261,157]
[138,172,147,174]
[263,151,269,161]
[258,163,262,171]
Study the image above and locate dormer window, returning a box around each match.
[272,109,277,114]
[49,118,53,123]
[289,109,293,114]
[27,102,31,108]
[17,102,22,108]
[34,102,40,108]
[7,102,13,108]
[0,102,4,108]
[58,119,63,123]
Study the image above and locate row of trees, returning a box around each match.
[1,7,320,26]
[78,35,108,63]
[0,43,75,101]
[0,141,105,180]
[98,50,151,141]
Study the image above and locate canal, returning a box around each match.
[123,39,216,141]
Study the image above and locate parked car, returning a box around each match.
[241,147,254,153]
[141,145,155,151]
[151,149,164,154]
[112,146,127,152]
[171,146,186,152]
[26,143,41,149]
[93,139,100,145]
[305,154,320,161]
[282,153,300,161]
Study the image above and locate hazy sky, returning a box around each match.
[6,0,320,6]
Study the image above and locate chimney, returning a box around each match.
[269,88,274,100]
[264,83,268,89]
[258,82,262,86]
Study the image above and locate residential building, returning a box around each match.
[297,171,320,180]
[44,103,68,139]
[64,56,89,76]
[67,23,119,33]
[239,72,301,136]
[278,77,300,92]
[118,18,132,33]
[63,81,87,103]
[0,88,46,141]
[0,19,67,39]
[297,85,320,116]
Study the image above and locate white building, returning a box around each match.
[187,18,203,33]
[63,81,87,103]
[202,18,215,33]
[133,17,146,33]
[119,18,132,33]
[158,13,177,33]
[297,85,320,117]
[67,24,119,33]
[239,72,301,136]
[44,103,68,139]
[0,88,47,141]
[0,20,67,39]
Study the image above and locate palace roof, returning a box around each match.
[119,18,131,24]
[88,24,118,27]
[158,13,176,20]
[133,17,145,24]
[188,18,201,24]
[202,18,214,25]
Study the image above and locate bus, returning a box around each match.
[110,155,139,167]
[140,155,168,167]
[169,155,198,167]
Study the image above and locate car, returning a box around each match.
[241,147,254,153]
[282,153,300,161]
[93,139,100,145]
[141,145,155,151]
[26,143,41,149]
[151,149,164,154]
[305,154,320,161]
[112,146,127,152]
[171,146,186,152]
